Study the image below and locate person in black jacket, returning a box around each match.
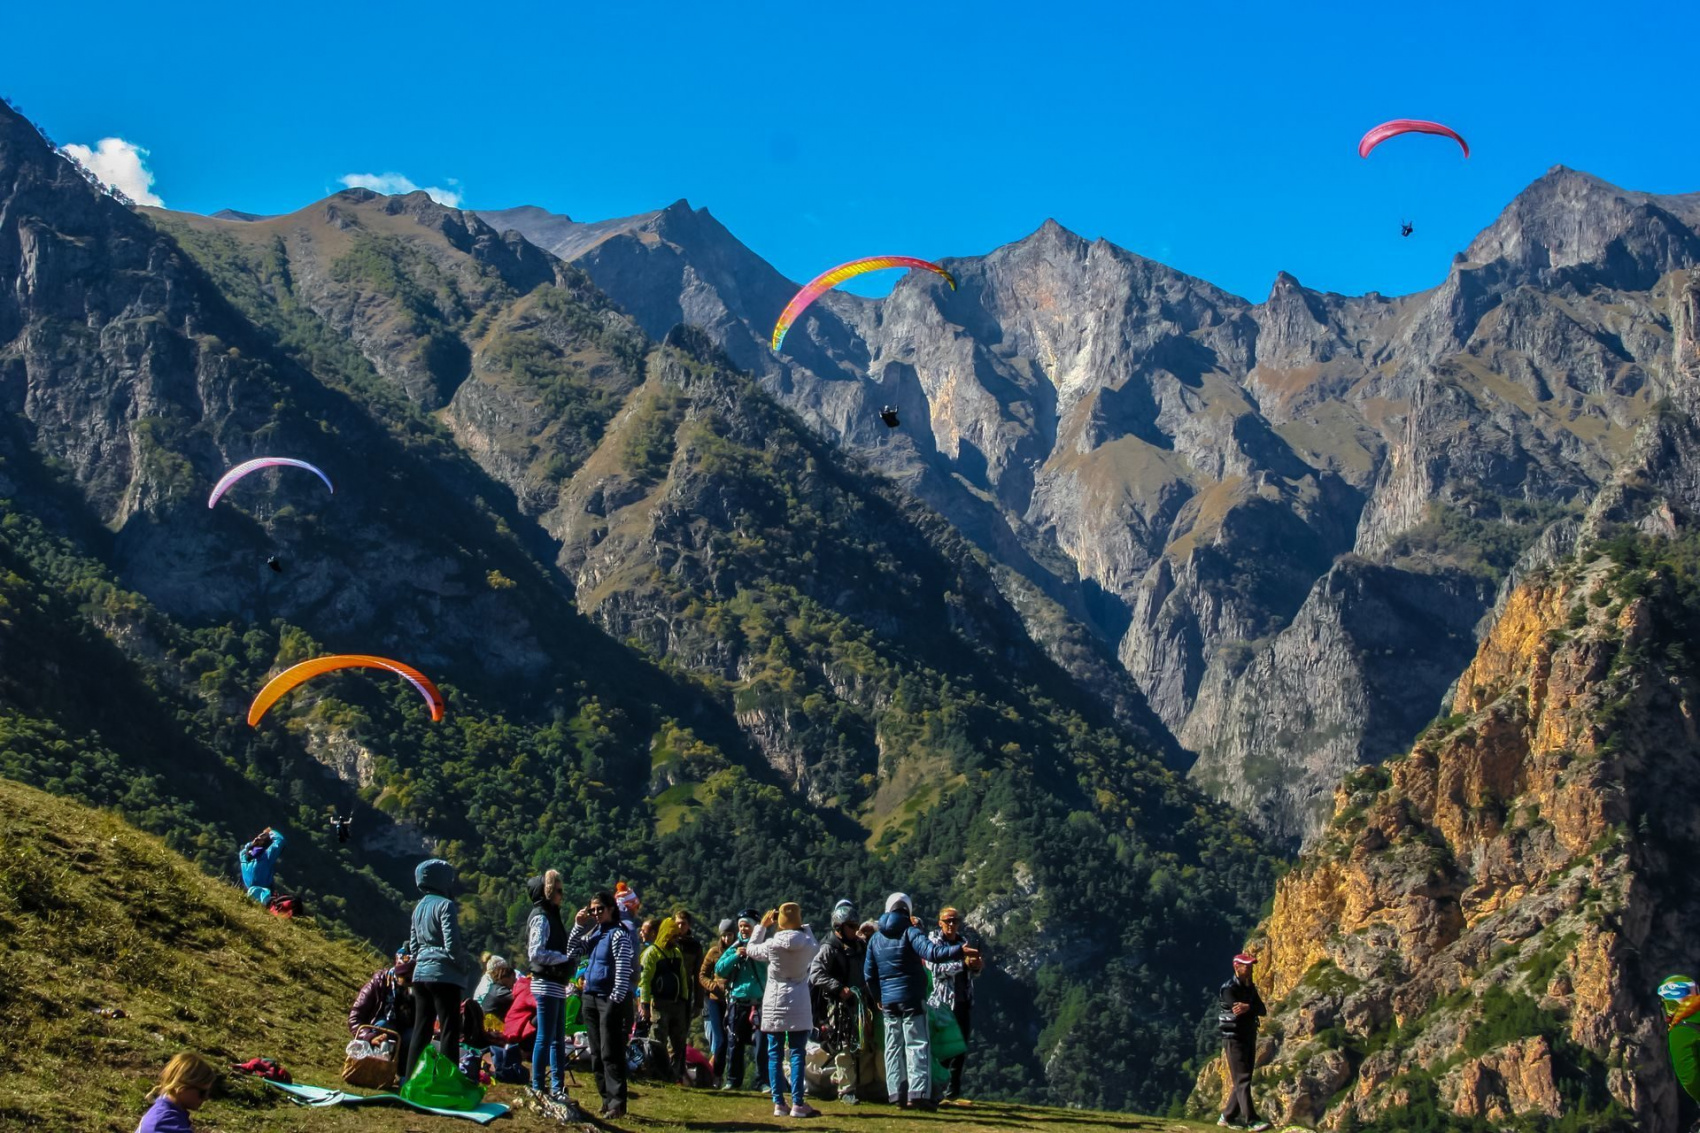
[809,900,872,1104]
[1217,952,1269,1131]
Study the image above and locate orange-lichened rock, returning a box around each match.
[1190,554,1700,1131]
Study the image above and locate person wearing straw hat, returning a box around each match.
[1217,952,1269,1131]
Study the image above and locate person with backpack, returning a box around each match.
[748,903,820,1118]
[407,858,472,1077]
[526,871,576,1099]
[638,915,693,1085]
[1217,952,1270,1131]
[673,908,707,1021]
[565,889,637,1118]
[925,907,982,1104]
[865,893,976,1110]
[714,911,767,1091]
[238,827,284,904]
[810,899,873,1104]
[700,919,737,1086]
[134,1052,219,1132]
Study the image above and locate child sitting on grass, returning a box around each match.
[135,1052,218,1132]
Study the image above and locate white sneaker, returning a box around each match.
[1218,1119,1236,1129]
[1248,1123,1271,1132]
[774,1104,789,1117]
[791,1103,820,1117]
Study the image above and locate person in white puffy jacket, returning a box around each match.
[747,903,820,1118]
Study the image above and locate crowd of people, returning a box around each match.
[133,826,1271,1131]
[343,857,986,1121]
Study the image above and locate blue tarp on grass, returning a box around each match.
[264,1079,510,1124]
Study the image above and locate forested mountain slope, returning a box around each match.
[0,99,1273,1111]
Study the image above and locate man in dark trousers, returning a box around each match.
[565,891,636,1119]
[1218,952,1269,1131]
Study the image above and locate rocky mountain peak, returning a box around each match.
[1463,164,1700,288]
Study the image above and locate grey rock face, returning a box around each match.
[494,170,1700,843]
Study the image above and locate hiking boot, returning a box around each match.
[775,1103,790,1117]
[602,1102,626,1119]
[791,1103,820,1117]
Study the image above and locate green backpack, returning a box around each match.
[399,1046,487,1111]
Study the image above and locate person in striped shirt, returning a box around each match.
[525,871,575,1097]
[565,889,636,1119]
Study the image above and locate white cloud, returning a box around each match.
[338,172,462,208]
[60,137,164,207]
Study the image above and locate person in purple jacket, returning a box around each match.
[134,1052,217,1132]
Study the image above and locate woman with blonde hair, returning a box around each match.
[747,903,819,1118]
[135,1052,217,1132]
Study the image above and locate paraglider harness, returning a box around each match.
[266,893,303,918]
[820,985,868,1055]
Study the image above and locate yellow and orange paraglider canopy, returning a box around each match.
[248,655,446,726]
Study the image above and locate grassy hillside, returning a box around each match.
[0,775,1223,1133]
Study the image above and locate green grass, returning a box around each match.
[0,775,1222,1133]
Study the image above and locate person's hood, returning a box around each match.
[877,909,911,938]
[526,874,548,905]
[884,892,911,915]
[655,916,680,951]
[415,857,456,895]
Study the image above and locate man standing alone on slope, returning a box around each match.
[1218,952,1269,1131]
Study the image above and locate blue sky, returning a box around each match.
[5,0,1696,300]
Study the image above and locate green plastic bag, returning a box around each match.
[399,1046,487,1112]
[928,1004,966,1062]
[564,993,587,1037]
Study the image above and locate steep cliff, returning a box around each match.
[1188,534,1700,1130]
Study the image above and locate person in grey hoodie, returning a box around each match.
[407,858,472,1076]
[863,892,977,1109]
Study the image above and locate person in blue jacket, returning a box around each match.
[407,858,472,1076]
[863,892,977,1110]
[564,889,637,1119]
[238,828,284,904]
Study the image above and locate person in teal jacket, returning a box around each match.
[238,828,284,904]
[715,912,768,1090]
[407,858,471,1076]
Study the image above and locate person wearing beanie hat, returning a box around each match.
[407,858,471,1074]
[925,907,982,1104]
[714,910,769,1092]
[615,882,642,935]
[810,900,877,1104]
[701,919,740,1086]
[747,904,820,1117]
[1216,952,1268,1130]
[865,895,980,1110]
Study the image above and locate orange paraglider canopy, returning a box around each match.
[248,655,446,726]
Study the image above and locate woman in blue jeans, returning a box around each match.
[746,904,819,1117]
[526,870,579,1095]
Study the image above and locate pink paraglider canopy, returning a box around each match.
[207,457,335,509]
[1357,119,1470,160]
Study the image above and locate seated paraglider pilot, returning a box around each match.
[1400,221,1414,238]
[879,406,900,429]
[238,827,285,904]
